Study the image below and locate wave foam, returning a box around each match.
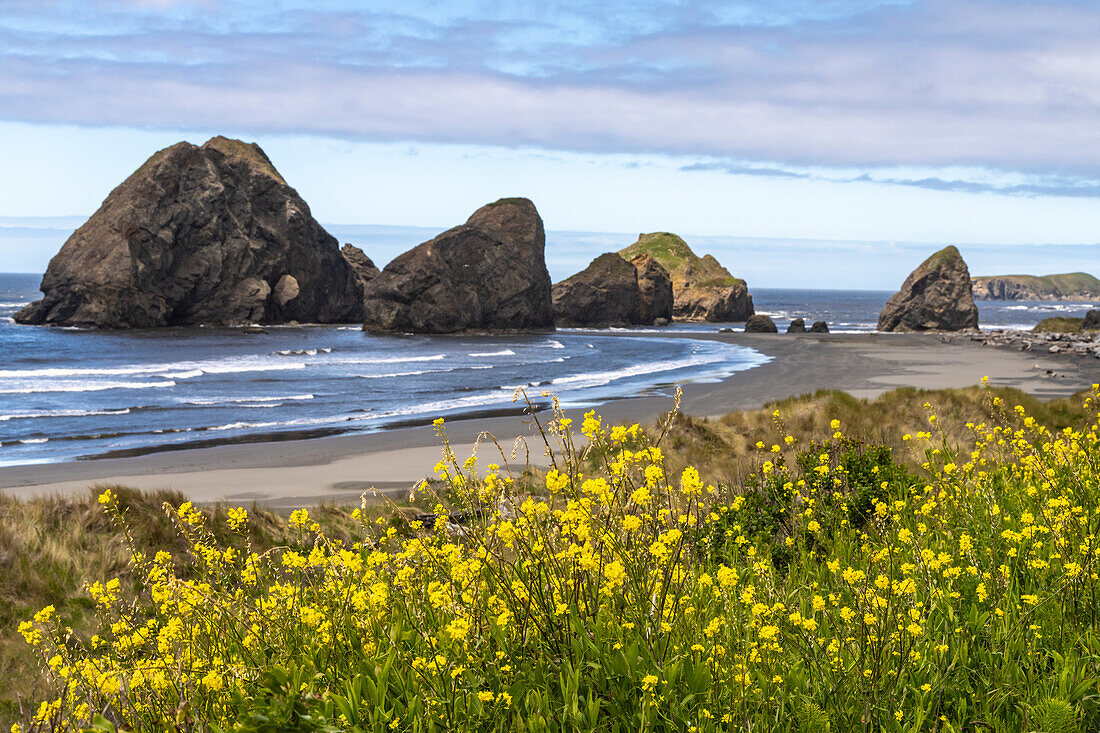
[0,380,176,394]
[183,394,314,406]
[0,408,132,422]
[550,347,762,391]
[361,369,452,379]
[468,349,515,357]
[337,354,446,365]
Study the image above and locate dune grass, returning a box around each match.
[5,384,1100,731]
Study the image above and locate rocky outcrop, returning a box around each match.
[361,198,552,333]
[618,233,753,322]
[552,254,640,326]
[787,318,806,333]
[972,272,1100,301]
[631,255,673,325]
[1084,310,1100,330]
[745,314,778,333]
[810,321,829,333]
[551,252,673,327]
[877,246,979,332]
[341,244,380,286]
[15,137,362,328]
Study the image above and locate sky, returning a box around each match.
[2,0,1100,288]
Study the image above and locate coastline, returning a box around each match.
[2,331,1098,508]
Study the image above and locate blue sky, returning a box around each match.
[2,0,1100,287]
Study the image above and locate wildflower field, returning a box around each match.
[10,384,1100,732]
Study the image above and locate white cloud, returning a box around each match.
[1,0,1099,188]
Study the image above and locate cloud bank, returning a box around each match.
[2,0,1100,193]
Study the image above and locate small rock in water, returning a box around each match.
[786,318,807,333]
[744,314,778,333]
[810,321,829,333]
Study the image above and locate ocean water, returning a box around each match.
[749,288,1100,333]
[0,274,768,466]
[2,274,1096,467]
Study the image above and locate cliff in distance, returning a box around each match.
[971,272,1100,301]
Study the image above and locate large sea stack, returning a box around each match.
[619,232,753,321]
[362,198,553,333]
[877,246,979,332]
[552,253,640,326]
[15,137,363,328]
[551,253,674,327]
[631,254,674,325]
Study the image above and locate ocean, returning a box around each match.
[1,273,1096,467]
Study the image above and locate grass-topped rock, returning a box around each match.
[1033,317,1085,333]
[619,232,753,322]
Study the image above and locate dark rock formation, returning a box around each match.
[787,318,807,333]
[361,198,552,333]
[810,321,829,333]
[618,233,753,322]
[1083,310,1100,330]
[341,244,380,286]
[877,246,979,332]
[631,254,673,324]
[745,314,778,333]
[552,253,640,326]
[15,137,363,328]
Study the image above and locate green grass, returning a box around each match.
[483,197,532,209]
[619,233,743,287]
[922,245,964,270]
[974,272,1100,298]
[202,136,287,184]
[1033,317,1085,333]
[0,489,384,727]
[11,385,1100,731]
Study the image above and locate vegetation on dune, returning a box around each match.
[1033,317,1086,333]
[8,384,1100,731]
[0,491,373,727]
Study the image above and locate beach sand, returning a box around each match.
[2,332,1097,508]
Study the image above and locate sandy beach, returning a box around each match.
[2,331,1097,508]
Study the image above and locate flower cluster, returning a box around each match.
[15,386,1100,732]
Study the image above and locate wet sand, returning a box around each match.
[2,331,1096,508]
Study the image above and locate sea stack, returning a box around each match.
[877,246,979,332]
[551,253,673,326]
[341,244,381,286]
[552,254,641,326]
[362,198,553,333]
[631,254,674,325]
[15,137,363,328]
[619,232,753,322]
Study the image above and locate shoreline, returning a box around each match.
[3,331,1099,508]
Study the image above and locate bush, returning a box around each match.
[12,388,1100,731]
